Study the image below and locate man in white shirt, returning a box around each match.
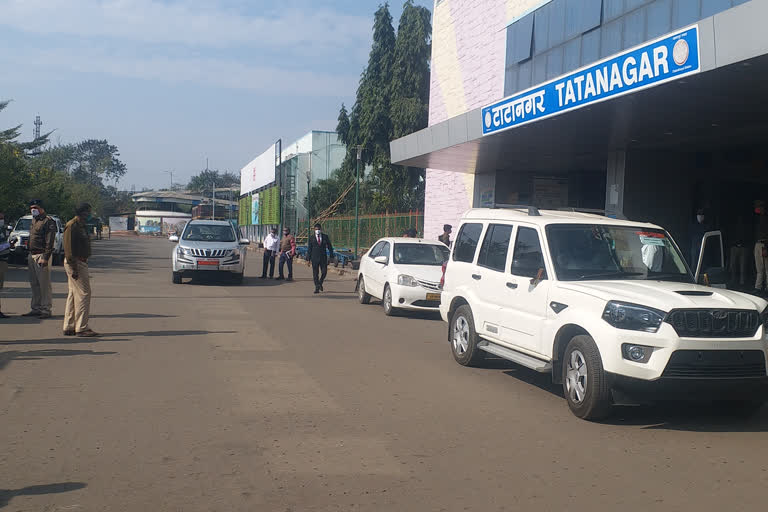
[261,227,280,279]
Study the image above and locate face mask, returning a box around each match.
[283,232,289,236]
[31,209,40,217]
[315,229,321,236]
[696,215,704,223]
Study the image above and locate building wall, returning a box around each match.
[424,0,546,239]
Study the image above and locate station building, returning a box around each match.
[391,0,768,261]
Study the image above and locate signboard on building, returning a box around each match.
[482,25,700,136]
[240,143,277,195]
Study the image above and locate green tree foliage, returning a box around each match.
[310,2,431,215]
[70,139,127,185]
[187,170,239,194]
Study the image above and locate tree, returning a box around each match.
[187,170,239,194]
[70,139,127,185]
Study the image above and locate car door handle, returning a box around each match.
[506,282,518,289]
[471,274,482,280]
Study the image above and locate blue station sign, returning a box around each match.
[482,25,700,136]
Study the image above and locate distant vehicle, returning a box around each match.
[357,237,449,316]
[170,219,249,285]
[8,215,65,265]
[439,206,768,420]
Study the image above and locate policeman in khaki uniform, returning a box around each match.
[24,199,57,319]
[62,203,99,337]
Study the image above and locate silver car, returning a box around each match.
[170,220,249,284]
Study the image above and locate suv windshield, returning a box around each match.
[14,219,32,231]
[393,243,450,265]
[182,224,235,242]
[547,224,692,282]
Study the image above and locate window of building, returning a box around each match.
[478,224,514,272]
[453,223,484,263]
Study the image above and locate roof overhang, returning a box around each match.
[391,1,768,174]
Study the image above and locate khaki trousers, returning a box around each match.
[756,242,768,291]
[28,254,52,314]
[0,260,7,311]
[64,260,91,333]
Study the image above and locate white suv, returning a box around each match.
[170,220,249,285]
[439,207,768,420]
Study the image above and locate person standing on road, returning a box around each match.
[261,227,279,279]
[63,203,99,337]
[438,224,452,246]
[277,227,296,281]
[24,199,57,319]
[0,210,9,318]
[307,223,333,294]
[754,200,768,295]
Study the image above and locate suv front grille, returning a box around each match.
[190,249,229,258]
[665,309,760,338]
[662,350,767,379]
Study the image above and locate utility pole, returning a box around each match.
[33,115,42,140]
[163,170,174,190]
[355,146,362,259]
[211,181,216,220]
[306,153,313,241]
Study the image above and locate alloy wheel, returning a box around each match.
[453,315,469,355]
[566,349,588,404]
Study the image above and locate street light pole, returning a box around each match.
[211,181,216,220]
[306,153,313,240]
[355,146,361,259]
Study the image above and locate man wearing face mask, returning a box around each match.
[25,199,57,318]
[307,223,333,294]
[0,210,9,318]
[62,203,99,337]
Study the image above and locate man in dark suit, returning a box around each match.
[307,222,333,294]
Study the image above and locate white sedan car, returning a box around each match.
[357,237,450,315]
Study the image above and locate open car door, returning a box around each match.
[695,231,726,288]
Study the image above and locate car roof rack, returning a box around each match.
[557,207,606,215]
[492,204,541,216]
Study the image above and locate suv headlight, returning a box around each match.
[602,301,665,333]
[397,274,418,287]
[176,247,192,256]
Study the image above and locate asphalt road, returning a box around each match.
[1,237,767,511]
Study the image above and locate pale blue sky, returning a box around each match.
[0,0,432,190]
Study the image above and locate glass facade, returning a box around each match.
[504,0,751,96]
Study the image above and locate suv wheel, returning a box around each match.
[382,284,397,316]
[358,276,371,304]
[450,305,485,366]
[562,335,612,420]
[172,272,182,284]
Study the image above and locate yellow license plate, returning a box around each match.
[426,293,441,301]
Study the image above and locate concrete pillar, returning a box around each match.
[605,150,626,218]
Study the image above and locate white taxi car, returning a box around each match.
[357,237,449,316]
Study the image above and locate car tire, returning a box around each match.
[358,276,371,304]
[449,305,485,367]
[172,272,182,284]
[382,284,397,316]
[562,335,612,421]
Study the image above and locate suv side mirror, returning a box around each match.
[238,238,250,245]
[168,235,179,242]
[374,255,388,265]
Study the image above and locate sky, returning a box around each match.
[0,0,432,190]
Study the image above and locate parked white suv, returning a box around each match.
[439,207,768,420]
[8,215,65,265]
[170,220,249,284]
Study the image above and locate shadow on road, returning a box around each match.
[106,329,237,337]
[498,362,768,432]
[1,338,124,346]
[0,349,116,371]
[0,482,87,509]
[90,313,177,319]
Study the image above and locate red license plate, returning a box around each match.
[198,259,219,266]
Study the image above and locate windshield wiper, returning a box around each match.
[575,271,645,281]
[646,273,692,282]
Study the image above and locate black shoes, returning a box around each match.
[314,288,320,294]
[276,276,284,280]
[320,284,324,292]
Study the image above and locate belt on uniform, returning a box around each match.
[30,250,44,255]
